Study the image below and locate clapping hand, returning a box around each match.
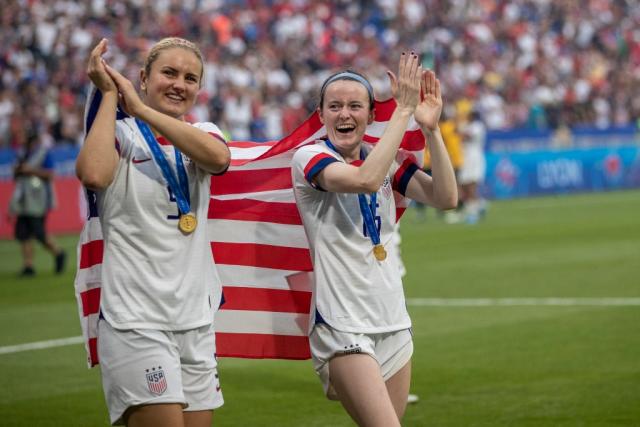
[87,39,117,94]
[414,69,442,132]
[386,52,422,115]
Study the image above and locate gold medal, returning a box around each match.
[373,244,387,261]
[178,212,197,234]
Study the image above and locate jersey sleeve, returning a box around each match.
[390,151,420,196]
[114,119,135,158]
[194,122,227,145]
[193,122,229,175]
[291,143,340,191]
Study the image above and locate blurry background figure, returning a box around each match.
[457,109,487,224]
[8,131,66,276]
[415,107,464,223]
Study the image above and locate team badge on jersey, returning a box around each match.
[381,176,392,199]
[145,366,167,395]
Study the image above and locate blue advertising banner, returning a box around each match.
[485,145,640,199]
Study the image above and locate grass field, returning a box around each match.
[1,190,639,426]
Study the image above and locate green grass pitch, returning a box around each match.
[1,190,639,426]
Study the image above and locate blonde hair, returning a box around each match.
[143,37,204,84]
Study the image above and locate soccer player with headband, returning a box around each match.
[291,52,458,426]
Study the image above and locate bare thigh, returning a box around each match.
[329,353,400,427]
[385,360,411,419]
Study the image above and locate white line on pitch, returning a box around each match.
[1,297,639,356]
[0,336,84,355]
[406,297,640,306]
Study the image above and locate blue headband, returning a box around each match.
[320,71,374,104]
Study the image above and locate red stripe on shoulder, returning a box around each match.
[209,132,227,145]
[303,153,336,178]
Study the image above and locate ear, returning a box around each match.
[139,68,147,92]
[367,107,375,125]
[318,107,325,124]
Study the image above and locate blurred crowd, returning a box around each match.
[1,0,639,148]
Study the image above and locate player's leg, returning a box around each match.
[15,216,35,275]
[180,323,222,427]
[378,329,413,420]
[125,403,185,427]
[385,360,411,419]
[20,239,34,274]
[183,410,212,427]
[329,353,400,427]
[34,215,66,273]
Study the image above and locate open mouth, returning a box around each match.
[165,93,185,103]
[336,124,356,134]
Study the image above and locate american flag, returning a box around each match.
[74,86,425,366]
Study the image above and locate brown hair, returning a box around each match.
[143,37,204,85]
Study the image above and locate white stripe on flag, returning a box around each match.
[208,220,308,248]
[211,189,295,202]
[218,265,312,291]
[215,310,308,335]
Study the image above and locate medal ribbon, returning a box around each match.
[324,140,382,248]
[136,119,190,215]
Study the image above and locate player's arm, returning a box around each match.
[404,70,457,208]
[315,53,421,194]
[76,39,120,191]
[102,63,230,175]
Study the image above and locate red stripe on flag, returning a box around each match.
[211,168,291,196]
[362,129,425,151]
[215,333,311,359]
[228,141,277,148]
[79,240,103,269]
[80,287,101,317]
[209,199,302,225]
[372,98,397,121]
[254,113,323,160]
[211,242,312,271]
[401,129,426,151]
[221,287,311,313]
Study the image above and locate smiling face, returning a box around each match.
[319,80,374,161]
[140,47,202,120]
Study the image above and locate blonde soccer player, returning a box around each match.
[76,38,230,426]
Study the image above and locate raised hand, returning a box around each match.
[414,69,442,131]
[386,52,422,115]
[103,62,145,118]
[87,39,117,93]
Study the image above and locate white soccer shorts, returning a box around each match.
[309,324,413,400]
[98,319,223,425]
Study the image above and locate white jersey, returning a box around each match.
[292,140,419,334]
[459,119,487,184]
[97,117,225,330]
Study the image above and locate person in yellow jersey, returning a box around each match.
[414,107,463,222]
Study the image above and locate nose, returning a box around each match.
[338,106,350,118]
[171,77,186,92]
